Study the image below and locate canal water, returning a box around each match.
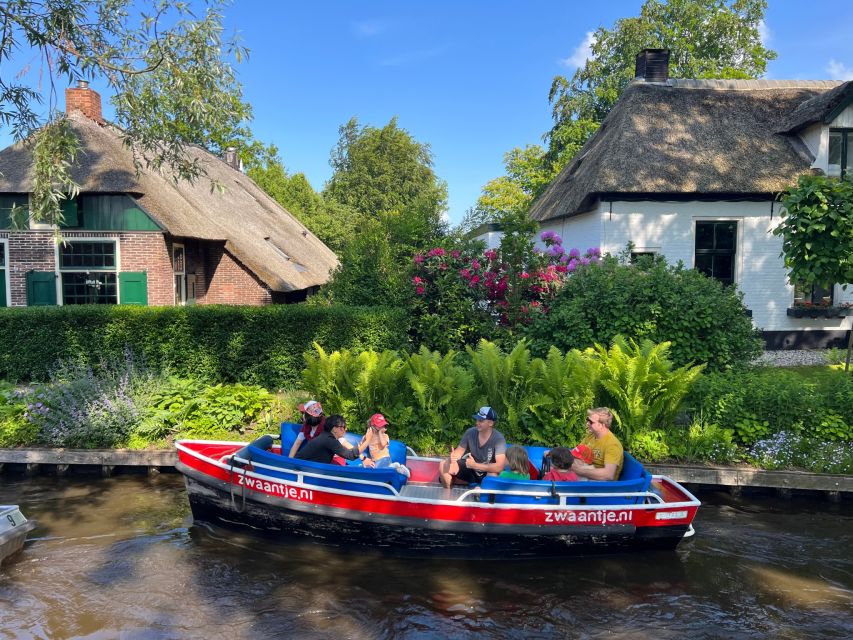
[1,474,851,639]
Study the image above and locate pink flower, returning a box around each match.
[413,254,424,264]
[415,285,425,295]
[427,248,446,258]
[470,275,480,285]
[439,263,448,270]
[520,272,530,279]
[451,250,461,258]
[471,260,480,270]
[412,276,423,285]
[484,249,498,260]
[459,268,471,278]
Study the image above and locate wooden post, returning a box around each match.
[148,466,160,476]
[101,465,114,478]
[729,485,742,497]
[828,491,841,503]
[25,463,39,476]
[777,488,792,499]
[56,464,70,476]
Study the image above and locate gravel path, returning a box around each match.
[753,350,834,366]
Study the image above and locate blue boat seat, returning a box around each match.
[279,422,408,467]
[480,453,651,505]
[242,444,407,494]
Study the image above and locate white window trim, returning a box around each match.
[173,242,186,306]
[53,237,121,305]
[692,217,743,284]
[0,238,9,307]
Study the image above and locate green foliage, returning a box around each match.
[589,337,705,444]
[748,430,853,474]
[774,174,853,289]
[522,253,763,370]
[546,0,775,164]
[665,418,738,464]
[0,305,410,388]
[688,366,853,446]
[0,382,38,447]
[2,0,253,225]
[629,430,670,463]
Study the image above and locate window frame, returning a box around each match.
[694,220,739,285]
[793,282,835,307]
[173,242,187,306]
[828,128,852,178]
[54,237,120,306]
[0,237,8,307]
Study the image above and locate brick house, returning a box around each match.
[0,83,339,308]
[528,50,853,349]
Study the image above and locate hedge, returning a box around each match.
[0,304,410,388]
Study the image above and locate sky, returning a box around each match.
[5,1,853,225]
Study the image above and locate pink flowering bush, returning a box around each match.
[409,232,600,351]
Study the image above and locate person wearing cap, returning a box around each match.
[295,415,375,466]
[440,406,507,488]
[287,400,326,458]
[575,407,624,481]
[362,413,411,478]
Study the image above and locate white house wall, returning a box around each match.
[537,211,603,253]
[830,103,853,128]
[550,200,851,333]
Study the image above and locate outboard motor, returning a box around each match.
[228,434,278,468]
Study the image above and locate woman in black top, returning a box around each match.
[295,415,375,467]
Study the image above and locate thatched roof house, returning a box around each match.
[0,84,338,307]
[530,78,847,222]
[528,50,853,349]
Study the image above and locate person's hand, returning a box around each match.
[448,447,460,475]
[362,458,376,468]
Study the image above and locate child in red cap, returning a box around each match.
[542,444,594,482]
[363,413,410,478]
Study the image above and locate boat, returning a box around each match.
[175,423,701,557]
[0,505,36,566]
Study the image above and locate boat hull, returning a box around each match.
[0,506,35,567]
[179,463,693,558]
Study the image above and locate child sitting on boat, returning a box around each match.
[542,445,594,482]
[362,413,410,478]
[500,445,531,480]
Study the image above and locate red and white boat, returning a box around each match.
[175,424,700,557]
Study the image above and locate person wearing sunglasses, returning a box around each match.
[573,407,623,481]
[295,414,375,467]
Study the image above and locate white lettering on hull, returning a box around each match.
[544,510,633,524]
[236,474,314,501]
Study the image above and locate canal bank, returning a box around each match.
[1,447,851,499]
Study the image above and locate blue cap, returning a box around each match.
[472,406,497,421]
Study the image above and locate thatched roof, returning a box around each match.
[0,112,339,293]
[529,79,847,223]
[779,81,853,133]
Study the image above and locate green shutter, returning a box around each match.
[0,270,6,307]
[61,198,79,227]
[119,271,148,305]
[26,271,57,306]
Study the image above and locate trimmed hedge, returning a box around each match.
[0,304,410,388]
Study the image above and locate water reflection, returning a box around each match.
[0,475,851,639]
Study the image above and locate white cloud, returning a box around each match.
[560,31,596,68]
[352,19,387,38]
[758,20,771,46]
[827,59,853,80]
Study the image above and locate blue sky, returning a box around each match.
[5,1,853,225]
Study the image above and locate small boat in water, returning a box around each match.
[176,423,700,557]
[0,505,36,566]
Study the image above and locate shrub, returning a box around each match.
[522,254,763,370]
[0,383,39,447]
[629,430,670,463]
[0,304,410,388]
[748,430,853,474]
[665,417,739,464]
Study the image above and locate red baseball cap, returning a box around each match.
[369,413,389,429]
[571,444,594,465]
[298,400,323,417]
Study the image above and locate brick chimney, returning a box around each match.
[634,49,670,83]
[65,80,105,124]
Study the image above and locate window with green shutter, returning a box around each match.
[119,272,148,305]
[26,271,57,306]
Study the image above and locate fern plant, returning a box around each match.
[590,336,705,446]
[465,339,544,443]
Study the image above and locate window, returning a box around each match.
[59,241,117,304]
[695,221,737,285]
[173,243,186,305]
[828,129,852,178]
[794,282,834,306]
[0,195,29,229]
[0,239,7,307]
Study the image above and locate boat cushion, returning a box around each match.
[480,453,651,505]
[244,445,407,494]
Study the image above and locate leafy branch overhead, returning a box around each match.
[0,0,253,225]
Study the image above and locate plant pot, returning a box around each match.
[786,306,853,319]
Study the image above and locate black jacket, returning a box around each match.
[295,431,361,464]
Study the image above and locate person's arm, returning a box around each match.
[467,452,506,476]
[287,433,305,458]
[448,445,467,461]
[574,463,618,481]
[331,434,370,461]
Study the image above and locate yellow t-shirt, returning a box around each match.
[581,430,624,479]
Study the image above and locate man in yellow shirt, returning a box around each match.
[575,407,624,481]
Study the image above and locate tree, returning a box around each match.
[321,117,449,305]
[774,175,853,370]
[546,0,775,165]
[1,0,252,224]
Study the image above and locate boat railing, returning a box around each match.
[456,486,666,505]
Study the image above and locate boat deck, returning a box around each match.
[398,482,475,502]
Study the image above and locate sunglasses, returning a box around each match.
[333,424,347,431]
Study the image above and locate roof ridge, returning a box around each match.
[648,79,844,91]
